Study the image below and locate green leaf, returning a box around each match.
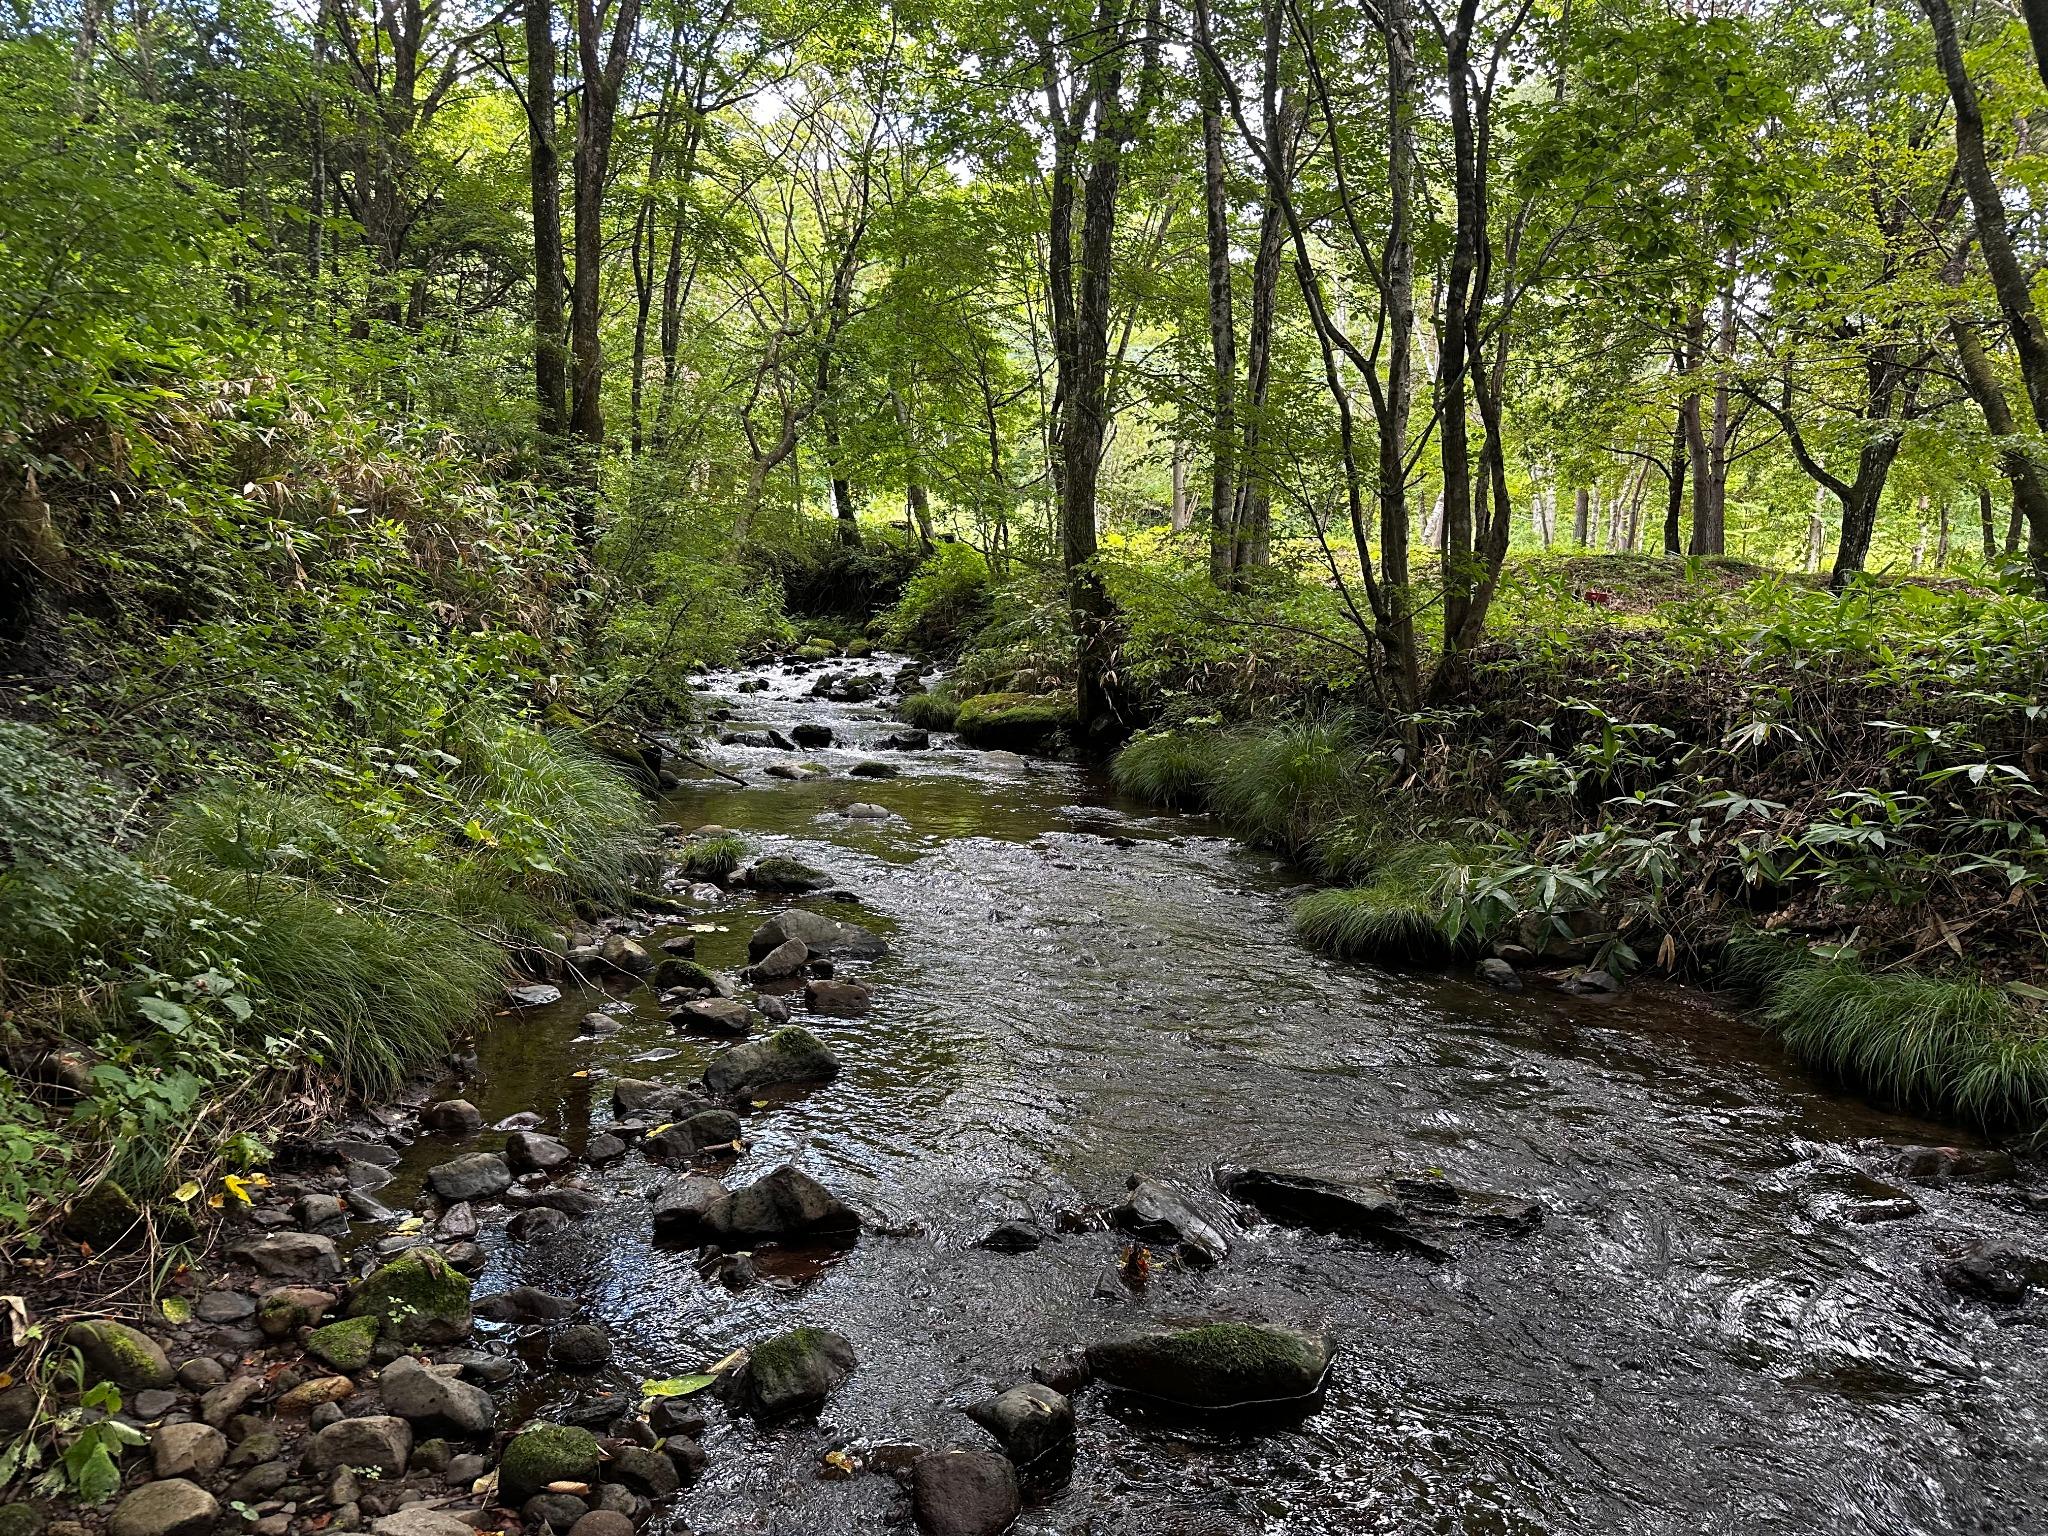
[640,1374,717,1399]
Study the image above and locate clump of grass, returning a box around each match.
[899,689,961,731]
[166,867,500,1098]
[1752,949,2048,1127]
[1206,718,1367,853]
[453,724,657,909]
[681,832,747,881]
[1110,728,1223,808]
[1292,841,1467,964]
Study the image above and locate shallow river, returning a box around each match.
[388,658,2048,1536]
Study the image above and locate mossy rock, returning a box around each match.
[62,1181,142,1251]
[65,1319,173,1392]
[742,1326,856,1421]
[305,1314,380,1372]
[740,856,831,893]
[653,956,724,992]
[499,1421,603,1502]
[1086,1323,1332,1415]
[845,639,875,657]
[952,693,1076,753]
[0,1503,46,1536]
[344,1248,472,1346]
[793,645,834,662]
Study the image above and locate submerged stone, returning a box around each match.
[1087,1322,1333,1416]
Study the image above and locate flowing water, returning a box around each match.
[381,658,2048,1536]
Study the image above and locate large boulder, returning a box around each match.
[65,1320,172,1391]
[952,693,1075,753]
[740,1327,857,1421]
[499,1422,603,1503]
[345,1247,473,1345]
[963,1382,1072,1468]
[108,1480,218,1536]
[1086,1323,1333,1415]
[648,1110,742,1162]
[747,910,886,962]
[671,998,756,1036]
[378,1356,496,1436]
[1110,1178,1229,1267]
[231,1230,342,1281]
[650,1175,729,1244]
[308,1414,413,1477]
[701,1165,859,1247]
[911,1450,1021,1536]
[737,857,832,893]
[426,1152,512,1202]
[702,1027,840,1099]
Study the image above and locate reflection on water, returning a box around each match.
[385,658,2048,1535]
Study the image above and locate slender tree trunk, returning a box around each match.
[1949,314,2048,580]
[1663,409,1686,556]
[526,0,568,437]
[1199,63,1238,589]
[1572,487,1589,545]
[1981,484,2000,562]
[569,0,642,504]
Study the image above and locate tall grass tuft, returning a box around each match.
[453,725,657,909]
[1110,729,1224,808]
[1206,718,1368,853]
[680,831,747,881]
[1757,953,2048,1127]
[165,868,500,1098]
[1292,841,1468,963]
[899,690,961,732]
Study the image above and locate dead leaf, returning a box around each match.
[1,1295,28,1348]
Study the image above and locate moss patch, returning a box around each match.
[898,691,960,732]
[344,1247,472,1346]
[65,1319,172,1391]
[305,1313,380,1372]
[499,1421,602,1502]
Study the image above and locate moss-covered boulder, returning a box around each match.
[702,1026,840,1100]
[306,1314,380,1371]
[952,693,1076,753]
[65,1319,173,1391]
[345,1248,472,1346]
[499,1421,603,1502]
[740,1326,856,1421]
[0,1503,46,1536]
[61,1181,142,1251]
[1086,1323,1332,1415]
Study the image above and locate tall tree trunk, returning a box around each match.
[1981,483,2000,562]
[569,0,642,511]
[1572,487,1589,545]
[1199,62,1238,589]
[526,0,568,437]
[1949,314,2048,580]
[892,386,934,552]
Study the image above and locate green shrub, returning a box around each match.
[1111,729,1223,809]
[882,545,992,653]
[899,690,961,731]
[952,692,1077,751]
[452,725,656,910]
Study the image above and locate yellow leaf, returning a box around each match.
[171,1181,202,1203]
[222,1174,255,1205]
[206,1193,225,1209]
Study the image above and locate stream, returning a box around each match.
[383,657,2048,1536]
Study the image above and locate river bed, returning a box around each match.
[385,657,2048,1535]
